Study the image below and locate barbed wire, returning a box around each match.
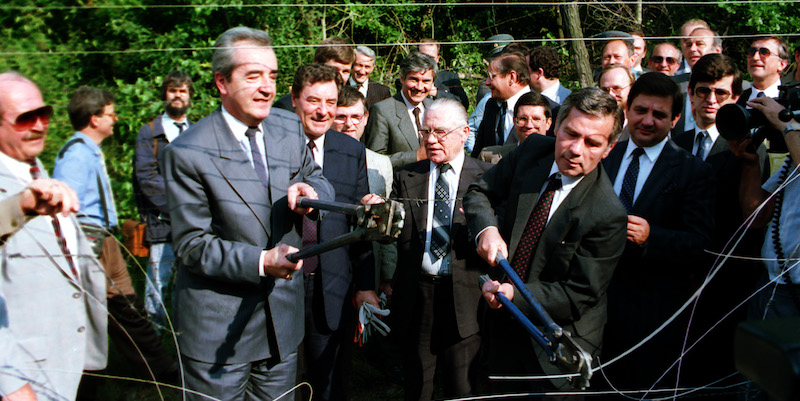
[1,0,800,11]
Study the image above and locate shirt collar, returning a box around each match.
[304,132,326,150]
[348,77,368,87]
[429,150,465,174]
[221,105,256,143]
[550,161,583,190]
[401,91,424,112]
[0,151,37,183]
[503,86,532,111]
[540,81,560,99]
[625,135,669,162]
[74,131,102,155]
[703,125,720,145]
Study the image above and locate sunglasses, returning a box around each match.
[650,56,679,65]
[746,47,775,58]
[7,105,54,130]
[694,86,731,102]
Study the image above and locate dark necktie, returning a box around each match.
[619,147,645,213]
[29,162,79,278]
[511,173,562,281]
[496,101,508,145]
[694,131,707,159]
[430,164,452,260]
[413,107,423,143]
[174,122,186,133]
[303,141,319,276]
[245,127,269,189]
[756,91,765,98]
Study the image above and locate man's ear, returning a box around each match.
[214,72,227,96]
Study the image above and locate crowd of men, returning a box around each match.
[1,17,799,401]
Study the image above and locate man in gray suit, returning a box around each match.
[162,27,333,401]
[365,52,436,168]
[0,72,107,401]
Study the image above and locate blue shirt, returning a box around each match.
[761,157,800,284]
[53,132,118,228]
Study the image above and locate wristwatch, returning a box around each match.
[783,121,800,136]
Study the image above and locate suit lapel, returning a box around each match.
[404,162,431,247]
[208,110,271,237]
[603,140,627,183]
[392,93,419,149]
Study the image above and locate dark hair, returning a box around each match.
[528,46,562,79]
[212,27,272,82]
[68,86,114,131]
[291,64,343,98]
[313,37,356,66]
[337,85,366,108]
[557,87,623,144]
[160,70,194,100]
[399,52,438,81]
[688,53,742,96]
[514,91,552,119]
[502,42,530,56]
[490,53,530,85]
[627,72,683,119]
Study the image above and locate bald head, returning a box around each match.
[0,72,49,162]
[682,28,721,69]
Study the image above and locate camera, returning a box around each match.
[717,82,800,153]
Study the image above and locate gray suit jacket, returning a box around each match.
[163,107,333,365]
[365,93,433,168]
[0,160,107,400]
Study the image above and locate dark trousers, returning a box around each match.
[301,272,353,401]
[402,277,480,401]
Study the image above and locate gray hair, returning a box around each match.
[426,98,468,128]
[690,27,722,50]
[355,46,376,61]
[399,52,438,81]
[556,87,624,144]
[212,27,273,81]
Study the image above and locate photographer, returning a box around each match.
[729,95,800,318]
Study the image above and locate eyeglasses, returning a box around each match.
[5,105,53,130]
[746,47,776,58]
[101,112,118,119]
[514,116,547,126]
[650,56,680,65]
[600,84,630,95]
[419,125,464,142]
[333,114,364,124]
[694,86,732,102]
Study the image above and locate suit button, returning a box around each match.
[73,293,81,299]
[77,326,86,333]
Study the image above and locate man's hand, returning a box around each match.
[415,146,428,162]
[626,215,650,245]
[288,182,318,215]
[355,290,380,309]
[379,280,393,301]
[360,193,384,205]
[263,243,303,280]
[481,279,514,309]
[19,179,79,217]
[4,383,37,401]
[747,96,789,132]
[476,227,508,267]
[727,137,761,164]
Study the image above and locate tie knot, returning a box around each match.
[245,127,259,138]
[439,163,451,173]
[413,107,421,117]
[547,173,562,191]
[756,91,765,98]
[307,141,316,151]
[29,162,41,180]
[632,147,645,158]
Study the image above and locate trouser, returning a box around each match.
[143,242,176,331]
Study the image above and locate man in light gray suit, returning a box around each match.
[365,52,435,168]
[0,72,107,401]
[162,27,333,401]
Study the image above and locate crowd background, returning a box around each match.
[1,1,798,224]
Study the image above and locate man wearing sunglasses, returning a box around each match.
[648,42,683,76]
[738,36,790,104]
[0,72,108,401]
[392,98,491,400]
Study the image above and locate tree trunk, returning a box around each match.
[562,2,592,88]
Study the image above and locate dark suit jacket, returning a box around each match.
[317,130,374,331]
[471,93,559,157]
[163,107,334,365]
[364,81,392,110]
[464,134,627,371]
[273,93,295,113]
[365,93,433,168]
[391,157,492,339]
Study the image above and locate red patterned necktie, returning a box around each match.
[510,173,562,281]
[302,141,319,276]
[29,162,79,278]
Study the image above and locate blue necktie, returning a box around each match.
[620,147,644,213]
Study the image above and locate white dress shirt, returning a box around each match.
[612,137,669,204]
[422,152,465,276]
[401,92,425,134]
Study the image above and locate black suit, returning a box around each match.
[361,81,392,110]
[464,135,627,393]
[303,130,374,401]
[391,156,491,400]
[673,129,766,388]
[600,139,714,391]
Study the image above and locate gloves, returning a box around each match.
[355,293,391,346]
